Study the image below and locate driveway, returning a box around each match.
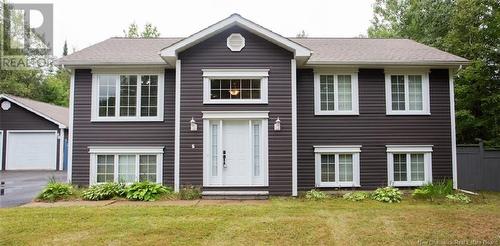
[0,171,66,208]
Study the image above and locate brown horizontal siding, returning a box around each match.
[178,26,293,195]
[0,99,60,170]
[297,69,453,190]
[71,69,175,186]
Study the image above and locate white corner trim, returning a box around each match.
[174,60,181,192]
[313,72,359,115]
[68,69,75,182]
[0,94,67,128]
[384,71,430,115]
[314,145,362,153]
[202,68,269,77]
[90,72,164,122]
[202,111,269,119]
[0,131,3,170]
[386,145,433,153]
[291,59,298,196]
[449,69,458,189]
[160,14,311,59]
[88,146,164,154]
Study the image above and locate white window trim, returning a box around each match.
[314,145,361,187]
[386,145,433,187]
[385,70,430,115]
[88,146,164,185]
[91,71,164,122]
[202,69,269,104]
[314,70,359,115]
[0,130,3,170]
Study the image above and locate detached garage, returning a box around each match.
[0,94,68,170]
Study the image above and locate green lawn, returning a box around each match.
[1,194,500,245]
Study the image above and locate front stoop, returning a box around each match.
[202,191,269,200]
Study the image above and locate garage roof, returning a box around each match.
[0,94,69,128]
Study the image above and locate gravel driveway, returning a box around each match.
[0,171,66,208]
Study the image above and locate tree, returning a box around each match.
[296,30,308,38]
[63,40,68,56]
[123,22,160,38]
[368,0,500,146]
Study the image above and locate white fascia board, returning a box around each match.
[160,15,311,60]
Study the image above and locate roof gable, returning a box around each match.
[0,94,68,128]
[160,14,311,66]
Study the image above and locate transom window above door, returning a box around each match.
[385,70,430,115]
[202,69,269,104]
[314,70,359,115]
[92,72,164,121]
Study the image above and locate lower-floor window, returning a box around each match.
[90,147,163,185]
[386,145,432,187]
[314,146,361,187]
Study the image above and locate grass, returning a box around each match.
[1,193,500,245]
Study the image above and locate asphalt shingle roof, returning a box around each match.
[1,94,69,127]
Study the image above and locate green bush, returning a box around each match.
[446,193,472,204]
[179,186,201,200]
[82,183,126,201]
[343,191,369,202]
[37,181,73,202]
[305,189,328,200]
[371,187,402,203]
[412,180,453,200]
[125,182,172,201]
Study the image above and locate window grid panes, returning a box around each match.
[321,154,335,182]
[140,75,158,117]
[408,75,423,110]
[338,154,353,182]
[118,155,136,183]
[391,75,405,110]
[253,124,260,177]
[210,79,260,100]
[98,76,116,117]
[337,75,352,111]
[96,155,114,183]
[139,155,157,182]
[410,154,425,181]
[320,75,335,111]
[393,154,407,181]
[211,124,218,176]
[119,75,137,117]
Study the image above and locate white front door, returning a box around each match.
[204,119,268,187]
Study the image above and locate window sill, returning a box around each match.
[391,181,427,187]
[315,111,359,116]
[91,116,164,122]
[386,111,431,116]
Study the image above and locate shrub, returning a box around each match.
[343,191,369,202]
[179,186,201,200]
[125,182,172,201]
[371,187,402,203]
[82,183,126,201]
[305,189,328,200]
[446,193,471,204]
[37,181,73,202]
[412,180,453,200]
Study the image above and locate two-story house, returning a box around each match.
[57,14,468,196]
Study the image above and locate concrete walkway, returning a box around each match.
[20,199,269,208]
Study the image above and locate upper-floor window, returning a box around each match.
[92,72,164,122]
[202,69,269,104]
[385,70,430,115]
[314,71,359,115]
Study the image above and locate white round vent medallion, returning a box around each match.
[1,101,11,110]
[227,33,245,52]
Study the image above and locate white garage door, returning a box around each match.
[6,131,57,170]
